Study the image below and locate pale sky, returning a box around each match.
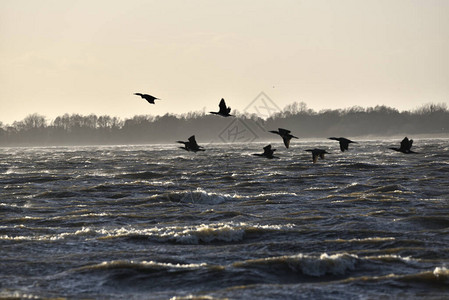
[1,0,448,124]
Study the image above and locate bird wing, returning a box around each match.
[144,94,157,100]
[278,128,291,135]
[340,141,350,152]
[263,145,273,155]
[188,135,196,143]
[282,137,290,148]
[188,136,200,147]
[400,137,410,151]
[219,98,227,111]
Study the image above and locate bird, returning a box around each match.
[305,149,329,163]
[210,98,233,117]
[269,128,299,148]
[328,137,357,152]
[253,144,279,159]
[134,93,160,104]
[389,137,417,154]
[177,135,205,152]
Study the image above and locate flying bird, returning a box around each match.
[253,144,279,159]
[134,93,160,104]
[210,98,233,117]
[389,137,417,154]
[328,137,357,152]
[269,128,299,148]
[177,135,205,152]
[305,149,329,163]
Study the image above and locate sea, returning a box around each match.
[1,138,448,299]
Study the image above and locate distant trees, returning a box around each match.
[0,102,448,146]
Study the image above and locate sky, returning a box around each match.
[1,0,448,125]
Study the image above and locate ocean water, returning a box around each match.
[1,139,448,299]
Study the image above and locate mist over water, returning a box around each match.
[1,139,448,299]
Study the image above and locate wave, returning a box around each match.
[97,222,294,244]
[76,260,219,272]
[115,171,166,180]
[0,222,294,244]
[233,253,359,277]
[155,188,238,205]
[340,266,449,287]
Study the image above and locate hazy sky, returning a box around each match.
[1,0,448,124]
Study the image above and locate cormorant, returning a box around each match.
[269,128,298,148]
[389,137,417,154]
[134,93,160,104]
[177,135,205,152]
[210,98,232,117]
[328,137,357,152]
[305,149,329,163]
[253,144,278,159]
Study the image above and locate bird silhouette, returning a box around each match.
[305,149,329,163]
[269,128,298,148]
[253,144,279,159]
[210,98,233,117]
[134,93,160,104]
[389,137,417,154]
[177,135,205,152]
[328,137,357,152]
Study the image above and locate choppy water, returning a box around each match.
[1,139,449,299]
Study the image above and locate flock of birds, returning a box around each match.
[134,93,417,163]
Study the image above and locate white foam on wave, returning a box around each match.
[433,266,449,277]
[287,253,359,276]
[98,222,294,244]
[162,188,241,205]
[0,226,98,241]
[239,252,359,277]
[91,260,209,270]
[331,237,396,243]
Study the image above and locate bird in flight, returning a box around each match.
[210,98,233,117]
[389,137,417,154]
[328,137,357,152]
[305,149,329,163]
[177,135,205,152]
[253,144,279,159]
[269,128,299,148]
[134,93,160,104]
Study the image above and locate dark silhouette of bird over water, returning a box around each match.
[134,93,160,104]
[177,135,205,152]
[328,137,357,152]
[269,128,298,148]
[389,137,417,154]
[305,149,329,163]
[210,98,233,117]
[253,144,278,159]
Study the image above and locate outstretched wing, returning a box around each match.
[340,141,349,152]
[400,137,410,152]
[282,137,290,148]
[263,144,272,153]
[188,135,200,148]
[278,128,291,136]
[219,98,227,111]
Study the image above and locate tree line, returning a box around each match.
[0,102,448,146]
